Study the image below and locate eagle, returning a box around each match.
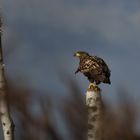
[74,51,111,85]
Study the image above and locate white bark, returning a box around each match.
[0,19,14,140]
[86,83,102,140]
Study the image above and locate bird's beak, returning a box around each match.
[73,53,80,57]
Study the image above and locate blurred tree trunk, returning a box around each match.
[0,18,14,140]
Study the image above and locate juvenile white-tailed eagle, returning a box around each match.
[74,51,111,85]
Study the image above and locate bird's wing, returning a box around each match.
[93,56,111,76]
[80,57,102,74]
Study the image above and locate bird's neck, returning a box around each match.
[79,55,90,61]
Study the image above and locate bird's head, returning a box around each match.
[74,51,89,58]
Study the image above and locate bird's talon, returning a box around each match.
[88,83,100,92]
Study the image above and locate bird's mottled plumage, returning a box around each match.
[74,51,111,85]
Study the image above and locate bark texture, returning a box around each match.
[86,83,102,140]
[0,18,14,140]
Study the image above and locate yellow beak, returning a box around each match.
[74,53,80,57]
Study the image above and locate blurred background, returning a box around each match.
[1,0,140,139]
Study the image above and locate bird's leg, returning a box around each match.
[75,68,80,74]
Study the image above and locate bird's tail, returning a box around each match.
[104,78,111,84]
[108,79,111,84]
